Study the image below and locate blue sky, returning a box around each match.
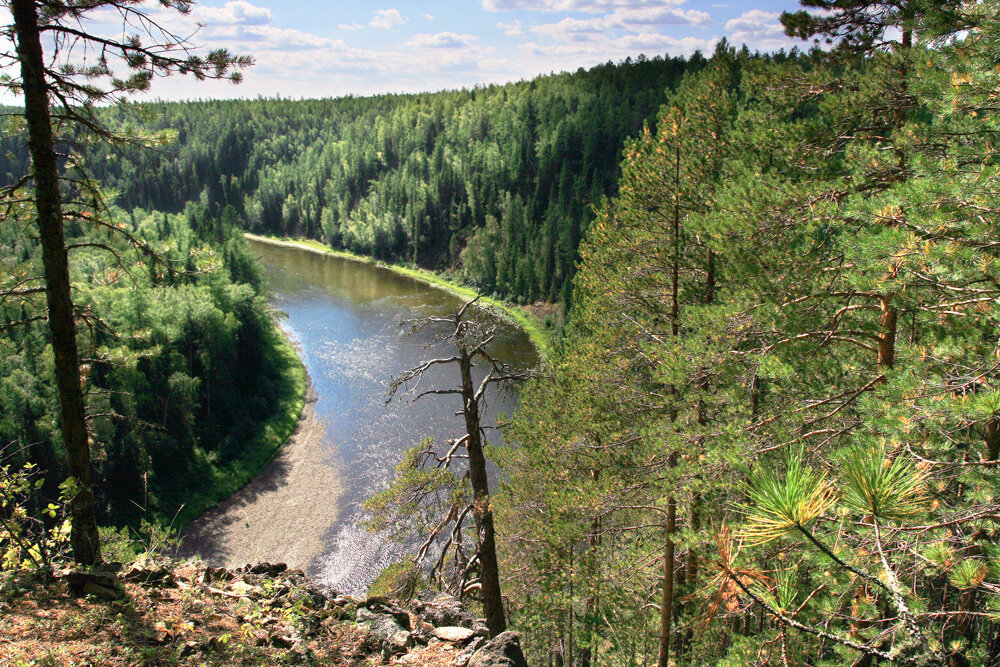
[4,0,812,101]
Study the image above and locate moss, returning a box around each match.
[245,233,553,361]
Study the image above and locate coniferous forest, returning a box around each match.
[3,0,1000,665]
[4,53,700,303]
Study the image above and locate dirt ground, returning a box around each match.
[177,387,343,571]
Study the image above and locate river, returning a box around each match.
[180,238,538,594]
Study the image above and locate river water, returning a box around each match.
[250,239,538,593]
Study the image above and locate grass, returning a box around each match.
[244,233,554,360]
[174,318,308,529]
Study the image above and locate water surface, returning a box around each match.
[251,239,537,593]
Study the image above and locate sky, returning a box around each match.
[2,0,812,101]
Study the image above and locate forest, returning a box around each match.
[3,0,1000,665]
[488,2,1000,665]
[4,53,705,304]
[0,202,304,529]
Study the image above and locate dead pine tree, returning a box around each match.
[381,295,535,638]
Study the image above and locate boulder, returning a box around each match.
[453,637,486,667]
[433,626,477,643]
[362,597,411,628]
[467,631,529,667]
[355,606,414,658]
[248,562,287,576]
[65,571,122,600]
[414,592,475,628]
[202,566,234,584]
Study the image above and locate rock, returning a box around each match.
[333,594,361,607]
[362,597,411,629]
[122,563,175,587]
[433,626,477,643]
[355,607,414,658]
[173,562,200,582]
[453,637,486,667]
[65,571,122,600]
[249,562,287,576]
[467,631,529,667]
[327,604,354,621]
[289,585,327,609]
[414,592,475,628]
[202,566,234,584]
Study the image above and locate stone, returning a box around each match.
[363,597,411,628]
[202,566,234,584]
[355,607,414,658]
[414,592,475,628]
[122,563,175,587]
[433,626,477,643]
[250,562,288,576]
[467,631,529,667]
[453,637,486,667]
[65,571,122,600]
[173,562,200,582]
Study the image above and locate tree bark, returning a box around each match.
[459,347,506,637]
[12,0,101,566]
[877,295,897,372]
[657,479,677,667]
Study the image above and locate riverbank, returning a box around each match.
[244,233,555,360]
[177,382,343,571]
[174,317,309,532]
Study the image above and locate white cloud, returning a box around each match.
[484,0,687,13]
[424,13,435,21]
[724,9,797,51]
[338,22,365,31]
[370,8,406,30]
[498,20,526,38]
[724,9,777,32]
[531,5,710,41]
[190,1,272,26]
[405,32,481,49]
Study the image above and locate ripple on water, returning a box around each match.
[311,522,401,595]
[250,239,537,596]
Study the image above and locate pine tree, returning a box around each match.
[2,0,249,564]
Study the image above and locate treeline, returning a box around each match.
[44,55,714,303]
[492,3,1000,666]
[0,204,300,528]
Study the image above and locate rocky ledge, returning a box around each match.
[0,558,528,666]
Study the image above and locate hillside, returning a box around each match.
[0,557,527,667]
[3,55,706,304]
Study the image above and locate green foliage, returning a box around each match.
[97,519,179,565]
[3,56,702,304]
[0,201,305,531]
[367,561,427,602]
[739,447,837,546]
[838,442,926,521]
[499,5,1000,664]
[0,462,72,571]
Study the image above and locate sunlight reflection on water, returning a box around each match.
[251,240,537,594]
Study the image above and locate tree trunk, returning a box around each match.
[459,347,506,637]
[657,481,677,667]
[12,0,101,566]
[877,295,897,372]
[580,468,601,667]
[986,418,1000,463]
